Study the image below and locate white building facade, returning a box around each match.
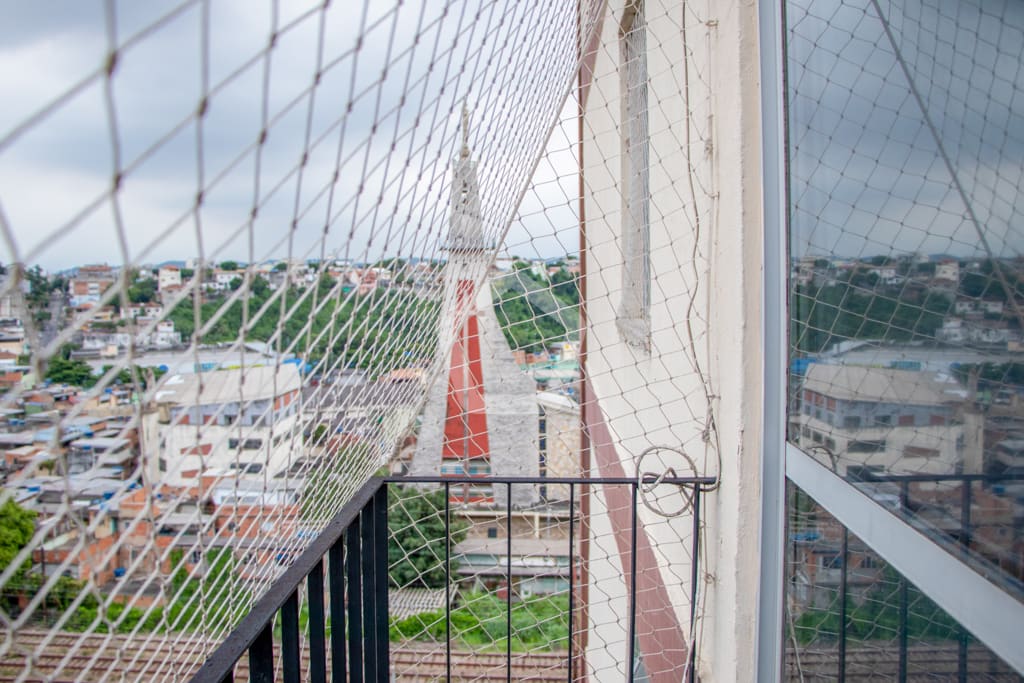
[580,1,767,679]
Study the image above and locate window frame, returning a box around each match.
[762,0,1024,677]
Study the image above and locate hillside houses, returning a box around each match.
[78,319,182,353]
[938,317,1021,347]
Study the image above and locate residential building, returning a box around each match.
[157,265,182,292]
[934,260,961,285]
[796,364,964,476]
[0,293,21,319]
[937,316,1021,347]
[536,390,580,502]
[68,264,115,306]
[954,298,1005,316]
[146,365,302,487]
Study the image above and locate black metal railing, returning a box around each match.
[803,471,1024,683]
[189,478,389,683]
[189,474,714,683]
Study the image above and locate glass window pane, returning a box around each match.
[785,0,1024,611]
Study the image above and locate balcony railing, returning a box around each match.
[790,471,1024,683]
[188,474,714,683]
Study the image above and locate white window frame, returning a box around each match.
[758,0,1024,678]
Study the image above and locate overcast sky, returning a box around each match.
[0,0,581,272]
[15,0,1020,273]
[789,0,1024,260]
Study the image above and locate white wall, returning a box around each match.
[581,0,764,679]
[144,413,301,487]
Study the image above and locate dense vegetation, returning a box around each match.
[390,591,569,651]
[952,361,1024,386]
[791,280,951,354]
[792,567,960,645]
[493,262,579,353]
[44,358,98,387]
[166,261,573,364]
[0,499,36,603]
[44,359,167,389]
[791,257,1024,355]
[168,276,439,373]
[388,485,468,589]
[19,258,574,378]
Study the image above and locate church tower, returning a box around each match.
[439,105,491,470]
[412,105,539,506]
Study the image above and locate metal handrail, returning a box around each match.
[189,477,385,683]
[189,474,714,683]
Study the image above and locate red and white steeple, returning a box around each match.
[412,104,539,506]
[441,104,491,472]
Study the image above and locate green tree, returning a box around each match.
[0,500,36,573]
[306,424,329,445]
[219,261,239,272]
[165,548,248,632]
[45,358,97,387]
[0,500,37,614]
[792,566,958,645]
[388,485,467,589]
[549,269,579,305]
[391,592,569,651]
[100,364,168,389]
[24,265,54,310]
[127,278,158,304]
[167,277,436,372]
[790,281,949,354]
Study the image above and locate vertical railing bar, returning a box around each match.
[373,485,389,683]
[308,560,327,683]
[898,575,908,682]
[958,482,972,683]
[445,481,452,683]
[249,622,274,683]
[361,495,377,683]
[688,487,701,683]
[627,482,638,683]
[898,482,909,683]
[506,482,513,683]
[347,510,364,683]
[580,478,590,682]
[282,589,301,683]
[567,481,575,683]
[839,526,848,683]
[328,541,346,683]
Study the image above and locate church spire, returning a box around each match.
[461,102,471,158]
[446,101,485,253]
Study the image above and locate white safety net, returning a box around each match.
[0,1,725,681]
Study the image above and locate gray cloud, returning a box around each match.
[0,0,582,271]
[789,0,1024,260]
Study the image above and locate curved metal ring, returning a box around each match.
[635,444,698,518]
